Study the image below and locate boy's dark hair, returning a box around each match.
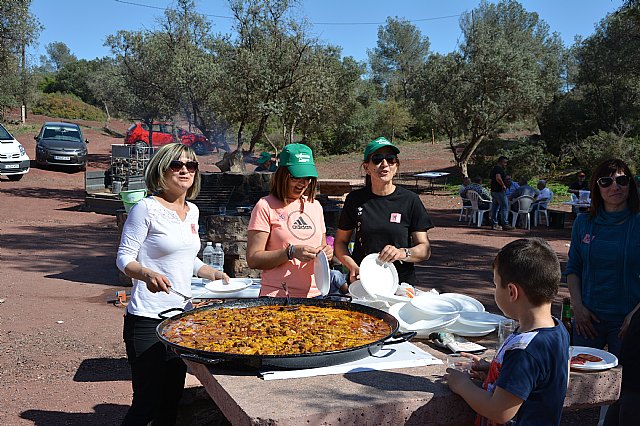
[493,238,560,306]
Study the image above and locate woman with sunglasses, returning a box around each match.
[566,158,640,357]
[117,143,229,425]
[247,143,333,298]
[334,137,434,288]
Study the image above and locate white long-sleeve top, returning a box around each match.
[116,197,204,319]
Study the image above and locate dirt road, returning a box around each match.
[0,115,594,425]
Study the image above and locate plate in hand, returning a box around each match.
[359,253,399,297]
[314,250,331,296]
[205,278,253,292]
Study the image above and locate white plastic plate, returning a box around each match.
[440,293,485,312]
[358,253,399,297]
[389,302,459,333]
[444,320,496,337]
[314,250,331,296]
[204,278,253,292]
[410,294,460,316]
[570,346,618,371]
[458,311,508,327]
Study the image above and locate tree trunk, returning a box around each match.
[456,134,485,177]
[248,115,268,153]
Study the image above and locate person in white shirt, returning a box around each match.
[532,179,552,215]
[117,143,228,425]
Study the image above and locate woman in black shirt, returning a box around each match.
[334,137,434,286]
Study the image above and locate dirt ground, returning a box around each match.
[0,114,596,425]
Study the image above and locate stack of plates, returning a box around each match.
[386,291,500,337]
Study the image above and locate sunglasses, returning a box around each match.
[597,175,630,188]
[289,176,312,183]
[370,153,398,165]
[169,160,198,173]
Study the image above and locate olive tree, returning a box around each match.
[414,0,563,176]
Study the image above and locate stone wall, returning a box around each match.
[204,214,260,278]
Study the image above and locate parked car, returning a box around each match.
[34,122,89,171]
[124,122,212,155]
[0,123,30,181]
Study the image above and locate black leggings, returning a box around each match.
[122,313,187,426]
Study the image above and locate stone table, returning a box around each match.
[185,339,621,426]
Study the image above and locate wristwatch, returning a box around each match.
[404,248,411,259]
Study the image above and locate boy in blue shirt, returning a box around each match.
[446,238,570,425]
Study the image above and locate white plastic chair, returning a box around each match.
[533,191,553,227]
[458,197,472,222]
[467,191,491,227]
[509,195,535,229]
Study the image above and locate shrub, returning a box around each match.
[31,92,106,122]
[565,131,640,175]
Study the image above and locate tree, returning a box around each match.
[0,0,41,117]
[106,29,181,147]
[368,17,429,101]
[41,41,76,71]
[414,0,563,176]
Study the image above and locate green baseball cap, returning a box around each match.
[257,151,271,164]
[279,144,318,178]
[363,137,400,161]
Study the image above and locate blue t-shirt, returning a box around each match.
[476,319,569,426]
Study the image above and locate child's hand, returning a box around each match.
[458,352,489,381]
[445,368,470,394]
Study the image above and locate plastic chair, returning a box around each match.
[509,195,535,229]
[466,191,491,227]
[533,191,553,227]
[458,197,472,222]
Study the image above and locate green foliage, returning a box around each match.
[31,92,106,121]
[368,17,429,101]
[565,131,640,174]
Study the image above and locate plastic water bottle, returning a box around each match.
[202,242,215,283]
[212,242,224,272]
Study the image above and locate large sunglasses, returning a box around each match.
[370,153,398,165]
[169,160,198,173]
[597,175,630,188]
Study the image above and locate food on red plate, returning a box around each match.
[571,353,603,365]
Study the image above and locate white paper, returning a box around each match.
[260,342,442,380]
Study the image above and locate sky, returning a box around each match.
[29,0,624,63]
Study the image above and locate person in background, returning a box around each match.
[489,156,513,231]
[334,137,434,287]
[568,171,589,195]
[566,159,640,426]
[566,158,640,355]
[116,143,229,426]
[446,238,569,425]
[531,179,552,215]
[461,176,492,211]
[326,235,348,295]
[504,175,519,199]
[604,308,640,425]
[509,177,536,202]
[459,176,472,208]
[568,171,590,215]
[255,151,277,172]
[246,143,332,298]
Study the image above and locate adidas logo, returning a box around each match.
[292,217,313,230]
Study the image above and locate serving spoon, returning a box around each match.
[169,287,194,303]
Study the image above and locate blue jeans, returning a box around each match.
[572,316,624,356]
[490,191,509,226]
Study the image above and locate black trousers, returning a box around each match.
[122,313,187,426]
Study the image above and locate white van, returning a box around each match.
[0,123,30,181]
